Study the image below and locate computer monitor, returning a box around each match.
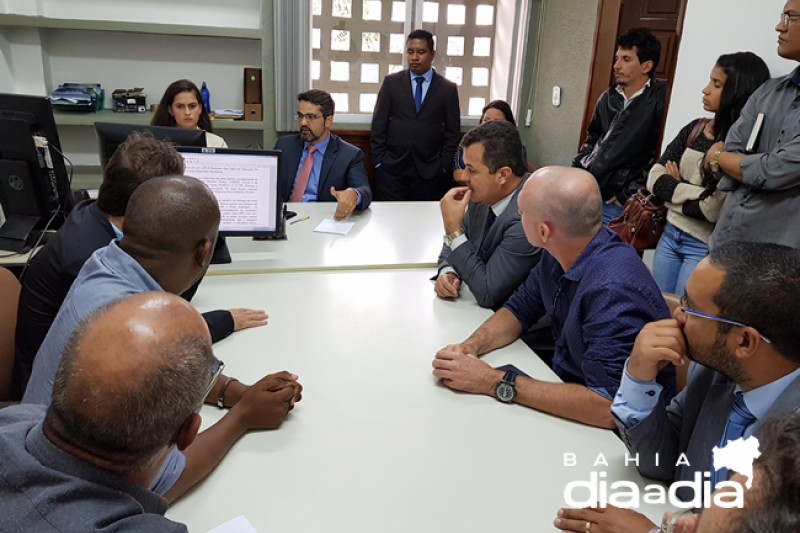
[177,147,283,239]
[94,122,207,169]
[0,93,72,251]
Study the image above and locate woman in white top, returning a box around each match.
[152,79,228,148]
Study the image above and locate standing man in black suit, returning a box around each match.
[275,89,372,220]
[371,29,461,201]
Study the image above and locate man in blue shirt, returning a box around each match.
[274,89,372,220]
[23,176,302,502]
[432,166,673,428]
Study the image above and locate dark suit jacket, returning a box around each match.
[437,180,540,309]
[615,363,800,502]
[371,69,460,181]
[274,133,372,209]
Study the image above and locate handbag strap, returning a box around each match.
[686,118,712,149]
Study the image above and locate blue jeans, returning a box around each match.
[652,222,709,295]
[602,202,624,226]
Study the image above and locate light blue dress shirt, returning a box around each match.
[295,135,361,205]
[612,361,800,432]
[410,69,433,106]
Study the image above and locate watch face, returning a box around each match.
[496,383,515,403]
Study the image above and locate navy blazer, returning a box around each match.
[274,133,372,208]
[371,69,460,181]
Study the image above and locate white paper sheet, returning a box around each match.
[205,514,258,533]
[313,218,355,235]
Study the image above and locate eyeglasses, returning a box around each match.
[679,295,772,344]
[295,113,324,122]
[779,12,800,27]
[201,361,225,407]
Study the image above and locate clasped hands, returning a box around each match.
[231,371,304,430]
[432,344,502,396]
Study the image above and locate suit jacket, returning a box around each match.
[616,363,800,501]
[371,69,460,181]
[437,180,540,309]
[275,133,372,208]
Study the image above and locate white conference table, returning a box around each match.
[167,269,670,532]
[211,202,443,274]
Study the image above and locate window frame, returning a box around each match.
[273,0,531,131]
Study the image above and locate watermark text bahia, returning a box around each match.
[562,453,744,509]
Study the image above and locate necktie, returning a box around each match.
[290,144,317,202]
[485,209,497,233]
[414,76,424,112]
[713,392,756,487]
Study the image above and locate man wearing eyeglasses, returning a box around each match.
[613,241,800,502]
[0,292,283,531]
[707,1,800,250]
[274,89,372,220]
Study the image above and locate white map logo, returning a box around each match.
[712,435,761,489]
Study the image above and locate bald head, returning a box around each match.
[520,166,602,240]
[46,292,214,470]
[122,175,220,257]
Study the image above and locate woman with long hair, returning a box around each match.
[647,52,769,294]
[151,79,227,148]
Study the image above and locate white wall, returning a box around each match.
[663,0,795,148]
[4,0,261,28]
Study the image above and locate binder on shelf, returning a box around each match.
[244,67,262,105]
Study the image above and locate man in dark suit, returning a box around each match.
[371,29,461,201]
[554,242,800,533]
[435,120,540,309]
[275,89,372,220]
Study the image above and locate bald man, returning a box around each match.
[2,293,245,531]
[24,176,302,501]
[432,166,674,428]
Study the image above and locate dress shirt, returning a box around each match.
[410,69,433,105]
[612,364,800,431]
[503,227,674,400]
[615,79,651,109]
[712,66,800,249]
[295,136,362,206]
[22,241,201,496]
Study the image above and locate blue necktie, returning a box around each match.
[414,76,424,112]
[713,392,756,487]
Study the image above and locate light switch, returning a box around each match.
[552,86,561,107]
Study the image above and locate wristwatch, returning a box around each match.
[494,371,517,403]
[443,229,465,247]
[709,149,723,175]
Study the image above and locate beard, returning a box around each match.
[686,328,747,383]
[299,127,320,143]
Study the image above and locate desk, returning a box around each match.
[211,202,444,275]
[167,269,669,532]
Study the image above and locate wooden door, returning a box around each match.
[578,0,687,152]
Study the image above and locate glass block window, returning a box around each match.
[313,0,499,117]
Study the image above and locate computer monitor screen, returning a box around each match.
[177,147,282,237]
[94,122,206,169]
[0,93,72,251]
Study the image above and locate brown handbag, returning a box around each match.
[608,188,667,251]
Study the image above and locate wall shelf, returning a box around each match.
[0,14,260,40]
[54,110,264,131]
